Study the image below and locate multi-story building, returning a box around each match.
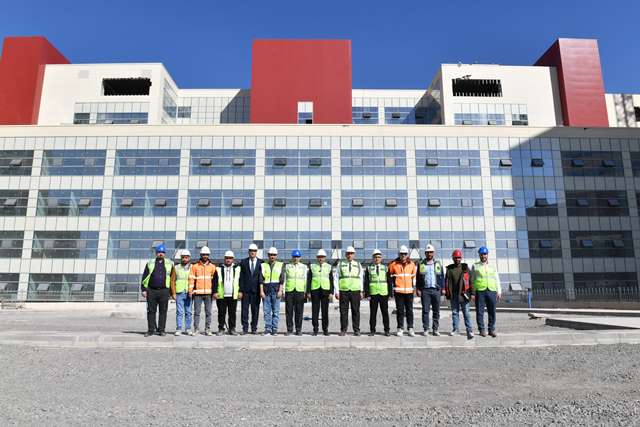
[0,36,638,305]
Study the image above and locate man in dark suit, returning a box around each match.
[239,243,262,334]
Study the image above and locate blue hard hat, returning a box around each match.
[478,246,489,255]
[155,244,167,254]
[291,249,302,258]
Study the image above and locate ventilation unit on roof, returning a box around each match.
[103,78,152,96]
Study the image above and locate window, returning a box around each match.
[452,78,502,97]
[0,190,29,216]
[573,273,639,301]
[416,150,481,176]
[297,101,313,124]
[186,231,253,261]
[266,149,331,176]
[562,151,624,177]
[528,231,562,258]
[32,231,99,259]
[112,190,178,216]
[108,232,176,259]
[28,274,95,302]
[191,149,256,175]
[420,231,485,260]
[177,106,191,118]
[95,112,148,124]
[352,107,379,124]
[0,273,19,299]
[265,190,331,217]
[115,150,180,175]
[531,158,544,167]
[570,231,634,258]
[264,232,331,259]
[342,190,408,216]
[419,190,484,217]
[566,191,629,216]
[635,107,640,122]
[105,274,144,302]
[0,231,24,258]
[42,150,106,176]
[73,113,90,124]
[103,78,151,96]
[36,190,102,217]
[341,149,406,176]
[188,190,254,217]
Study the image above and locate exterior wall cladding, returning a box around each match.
[0,37,639,306]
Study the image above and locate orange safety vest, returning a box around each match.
[388,260,417,294]
[188,260,217,295]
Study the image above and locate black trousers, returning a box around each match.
[241,291,260,332]
[311,289,331,333]
[339,290,361,333]
[369,294,390,333]
[420,288,441,332]
[395,293,414,330]
[285,291,305,333]
[146,288,170,333]
[216,297,237,331]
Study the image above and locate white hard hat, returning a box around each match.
[425,244,435,252]
[181,249,191,257]
[248,243,258,251]
[399,245,409,254]
[345,246,356,253]
[316,249,327,257]
[200,246,211,255]
[267,247,278,255]
[224,250,235,258]
[372,249,382,257]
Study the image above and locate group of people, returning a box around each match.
[141,243,502,339]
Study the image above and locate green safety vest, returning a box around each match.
[419,260,443,275]
[285,263,307,293]
[338,260,362,292]
[141,258,173,289]
[310,263,332,291]
[175,264,190,293]
[216,264,241,299]
[472,262,499,292]
[367,264,388,296]
[262,261,283,285]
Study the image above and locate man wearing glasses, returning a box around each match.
[445,249,474,339]
[239,243,262,335]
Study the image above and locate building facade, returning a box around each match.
[0,36,639,305]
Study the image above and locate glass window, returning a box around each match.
[190,149,256,175]
[384,107,416,124]
[0,273,20,301]
[115,150,180,175]
[186,231,253,261]
[341,149,406,175]
[266,149,331,176]
[0,231,24,258]
[264,232,331,262]
[528,231,562,258]
[0,190,29,216]
[36,190,102,216]
[42,150,106,176]
[108,231,177,259]
[341,190,408,216]
[561,151,624,177]
[342,231,410,262]
[417,190,483,217]
[111,190,178,216]
[105,274,143,302]
[28,274,95,302]
[416,150,481,176]
[419,231,486,261]
[566,191,629,216]
[352,107,379,124]
[188,190,255,217]
[531,273,565,299]
[570,231,634,258]
[0,150,33,176]
[265,190,331,217]
[32,231,99,259]
[573,273,639,301]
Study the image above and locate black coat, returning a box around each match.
[239,257,262,293]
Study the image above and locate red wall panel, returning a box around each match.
[250,40,352,124]
[0,36,69,125]
[535,38,608,127]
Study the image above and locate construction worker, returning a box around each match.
[239,243,262,335]
[170,249,193,336]
[364,249,392,337]
[335,246,363,336]
[188,246,216,336]
[213,250,241,336]
[260,247,284,336]
[284,249,308,336]
[445,249,474,339]
[141,244,175,337]
[416,244,445,336]
[470,246,501,337]
[388,245,418,337]
[307,249,333,336]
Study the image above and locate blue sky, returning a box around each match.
[0,0,637,92]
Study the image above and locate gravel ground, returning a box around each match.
[0,344,638,426]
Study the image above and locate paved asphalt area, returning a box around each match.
[1,306,639,425]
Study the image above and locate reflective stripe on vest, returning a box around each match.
[142,258,172,289]
[390,261,416,294]
[285,263,307,293]
[367,264,388,296]
[216,265,241,299]
[338,261,361,292]
[472,262,498,292]
[262,261,283,285]
[310,263,332,291]
[419,261,442,275]
[175,264,190,293]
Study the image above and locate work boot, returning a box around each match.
[368,331,375,337]
[422,330,429,337]
[480,330,487,337]
[339,331,346,337]
[271,331,278,336]
[229,329,238,336]
[397,328,404,337]
[408,328,415,337]
[323,331,330,336]
[384,330,391,337]
[431,330,440,337]
[354,331,361,337]
[144,331,153,337]
[295,330,302,336]
[467,331,474,340]
[159,331,166,337]
[489,331,498,338]
[216,330,224,336]
[312,331,318,336]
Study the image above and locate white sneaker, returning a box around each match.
[187,330,195,336]
[174,330,182,337]
[432,331,441,337]
[396,329,404,337]
[408,328,415,337]
[205,329,213,336]
[449,331,458,337]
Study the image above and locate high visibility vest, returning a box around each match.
[338,260,362,292]
[367,264,388,296]
[285,263,307,293]
[419,260,443,288]
[389,260,417,294]
[472,262,499,292]
[216,264,241,299]
[174,264,190,293]
[142,258,173,289]
[262,261,283,285]
[310,263,332,291]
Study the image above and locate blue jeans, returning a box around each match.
[450,294,472,333]
[475,290,497,332]
[175,292,192,331]
[263,291,281,332]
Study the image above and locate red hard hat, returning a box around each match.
[452,249,462,258]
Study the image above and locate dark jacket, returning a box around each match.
[239,257,262,294]
[445,262,470,300]
[140,257,176,291]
